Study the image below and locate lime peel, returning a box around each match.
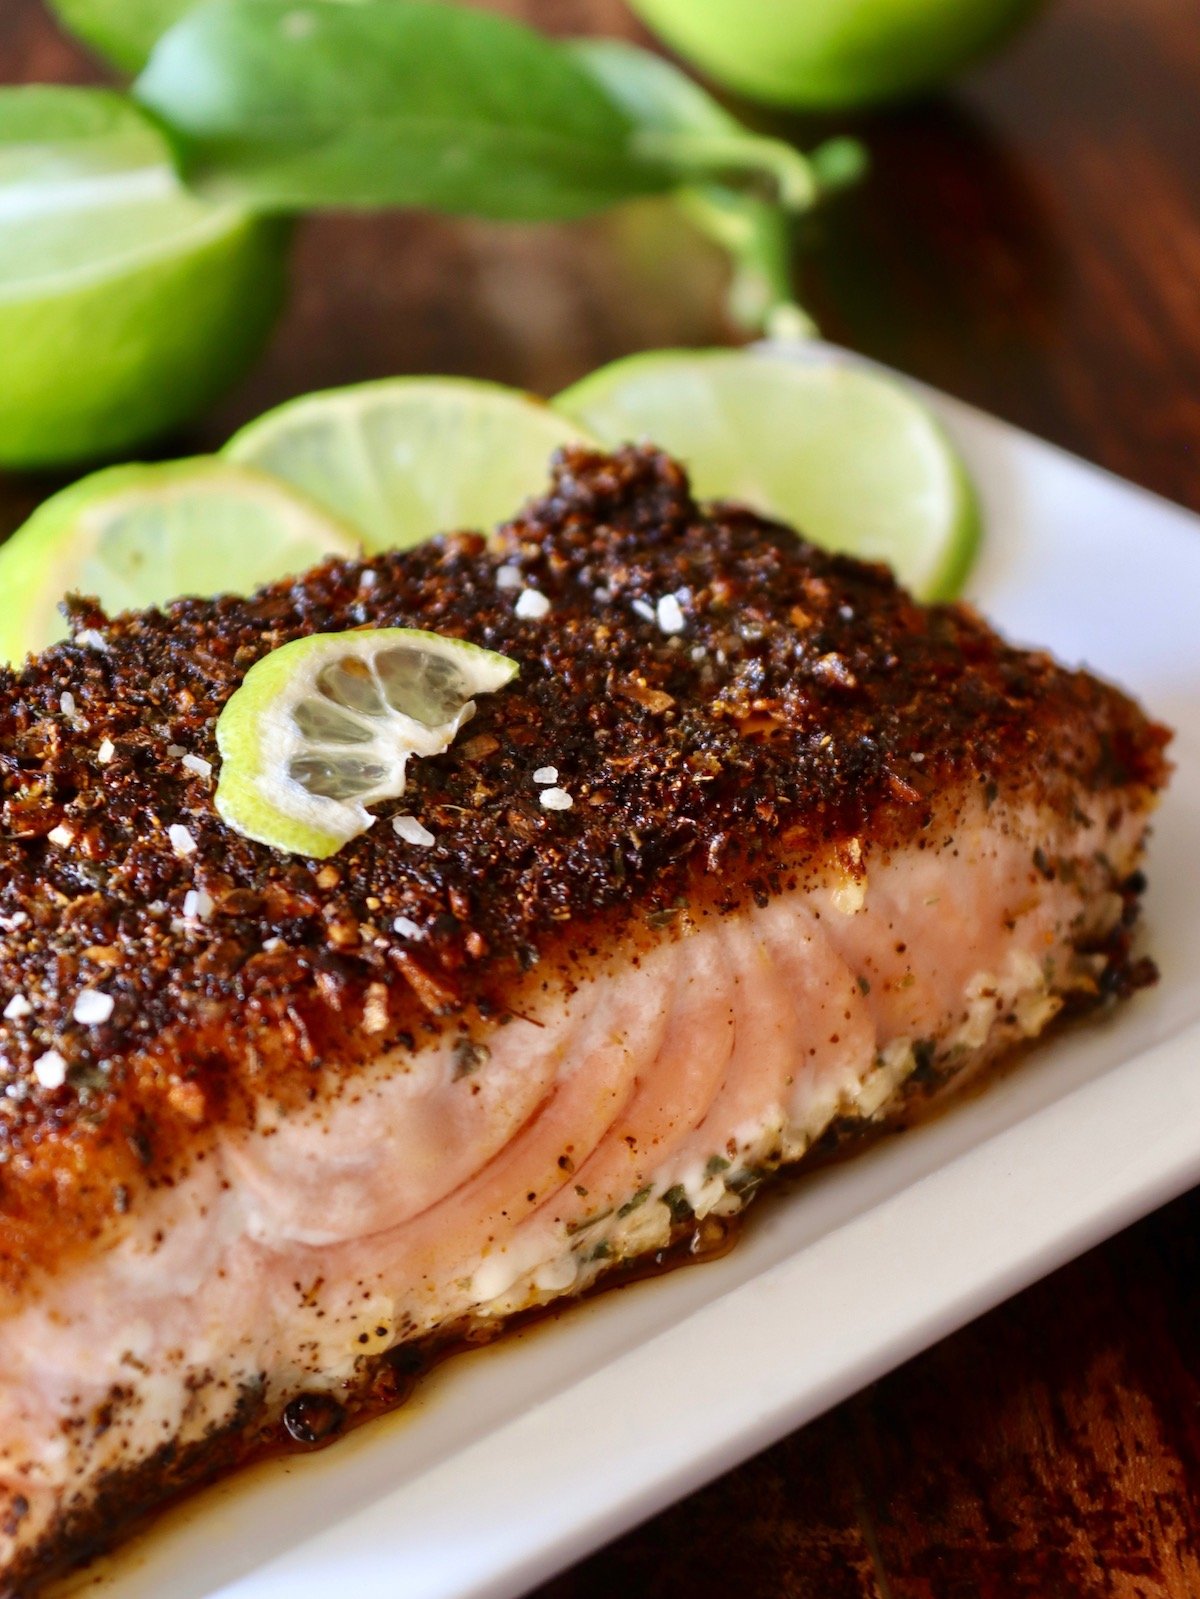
[215,628,519,859]
[0,86,287,469]
[0,458,362,666]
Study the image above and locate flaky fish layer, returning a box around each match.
[0,448,1169,1589]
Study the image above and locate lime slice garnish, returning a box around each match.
[0,458,361,664]
[215,629,518,858]
[0,87,286,469]
[225,377,594,554]
[554,348,979,600]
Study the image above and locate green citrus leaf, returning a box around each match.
[134,0,673,219]
[49,0,197,73]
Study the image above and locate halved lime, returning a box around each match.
[224,377,594,553]
[215,629,518,857]
[554,348,979,600]
[0,459,361,665]
[0,87,287,469]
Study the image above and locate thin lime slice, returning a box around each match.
[225,377,593,553]
[554,348,979,600]
[0,87,286,469]
[215,629,518,858]
[0,459,361,664]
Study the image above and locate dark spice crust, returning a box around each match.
[0,446,1170,1287]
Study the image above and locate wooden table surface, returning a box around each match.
[4,1,1200,1594]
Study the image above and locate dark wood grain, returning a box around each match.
[796,0,1200,511]
[3,1,1200,1595]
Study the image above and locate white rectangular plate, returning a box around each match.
[58,361,1200,1599]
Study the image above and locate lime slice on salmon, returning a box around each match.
[554,348,979,600]
[225,377,594,553]
[215,628,518,858]
[0,458,360,664]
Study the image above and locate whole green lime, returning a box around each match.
[0,87,288,471]
[627,0,1043,109]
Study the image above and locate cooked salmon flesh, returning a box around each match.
[0,447,1169,1591]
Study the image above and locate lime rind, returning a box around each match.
[554,347,980,602]
[927,448,982,603]
[215,628,519,858]
[0,87,287,468]
[624,0,1042,111]
[0,457,362,665]
[224,375,595,553]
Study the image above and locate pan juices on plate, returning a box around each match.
[0,446,1169,1590]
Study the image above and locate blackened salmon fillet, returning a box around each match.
[0,447,1170,1591]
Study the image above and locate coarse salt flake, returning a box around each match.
[533,766,558,785]
[0,913,27,933]
[392,815,435,848]
[182,888,214,922]
[97,739,115,765]
[359,569,378,590]
[75,630,107,651]
[540,787,574,811]
[656,594,686,635]
[4,995,31,1020]
[73,989,114,1026]
[515,588,551,620]
[47,825,74,848]
[495,565,523,590]
[181,753,212,780]
[690,645,708,662]
[33,1051,67,1090]
[60,691,76,718]
[631,598,656,623]
[392,915,424,940]
[168,824,196,858]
